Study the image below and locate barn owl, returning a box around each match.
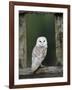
[32,36,48,73]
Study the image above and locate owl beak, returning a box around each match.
[39,43,44,47]
[42,43,44,46]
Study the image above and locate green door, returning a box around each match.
[26,13,56,67]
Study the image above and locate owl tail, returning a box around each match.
[31,61,41,73]
[31,64,38,72]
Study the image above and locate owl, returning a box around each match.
[32,36,48,73]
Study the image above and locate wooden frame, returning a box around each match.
[9,1,70,88]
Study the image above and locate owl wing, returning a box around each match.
[32,46,42,72]
[43,48,47,59]
[32,46,47,72]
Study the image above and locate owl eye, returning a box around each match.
[43,40,45,42]
[39,40,41,42]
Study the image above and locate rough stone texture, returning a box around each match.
[19,66,63,79]
[19,14,27,68]
[55,14,63,65]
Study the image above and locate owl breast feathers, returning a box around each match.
[31,36,47,72]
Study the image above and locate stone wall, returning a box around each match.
[55,14,63,65]
[19,14,27,68]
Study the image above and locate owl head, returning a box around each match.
[36,36,47,48]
